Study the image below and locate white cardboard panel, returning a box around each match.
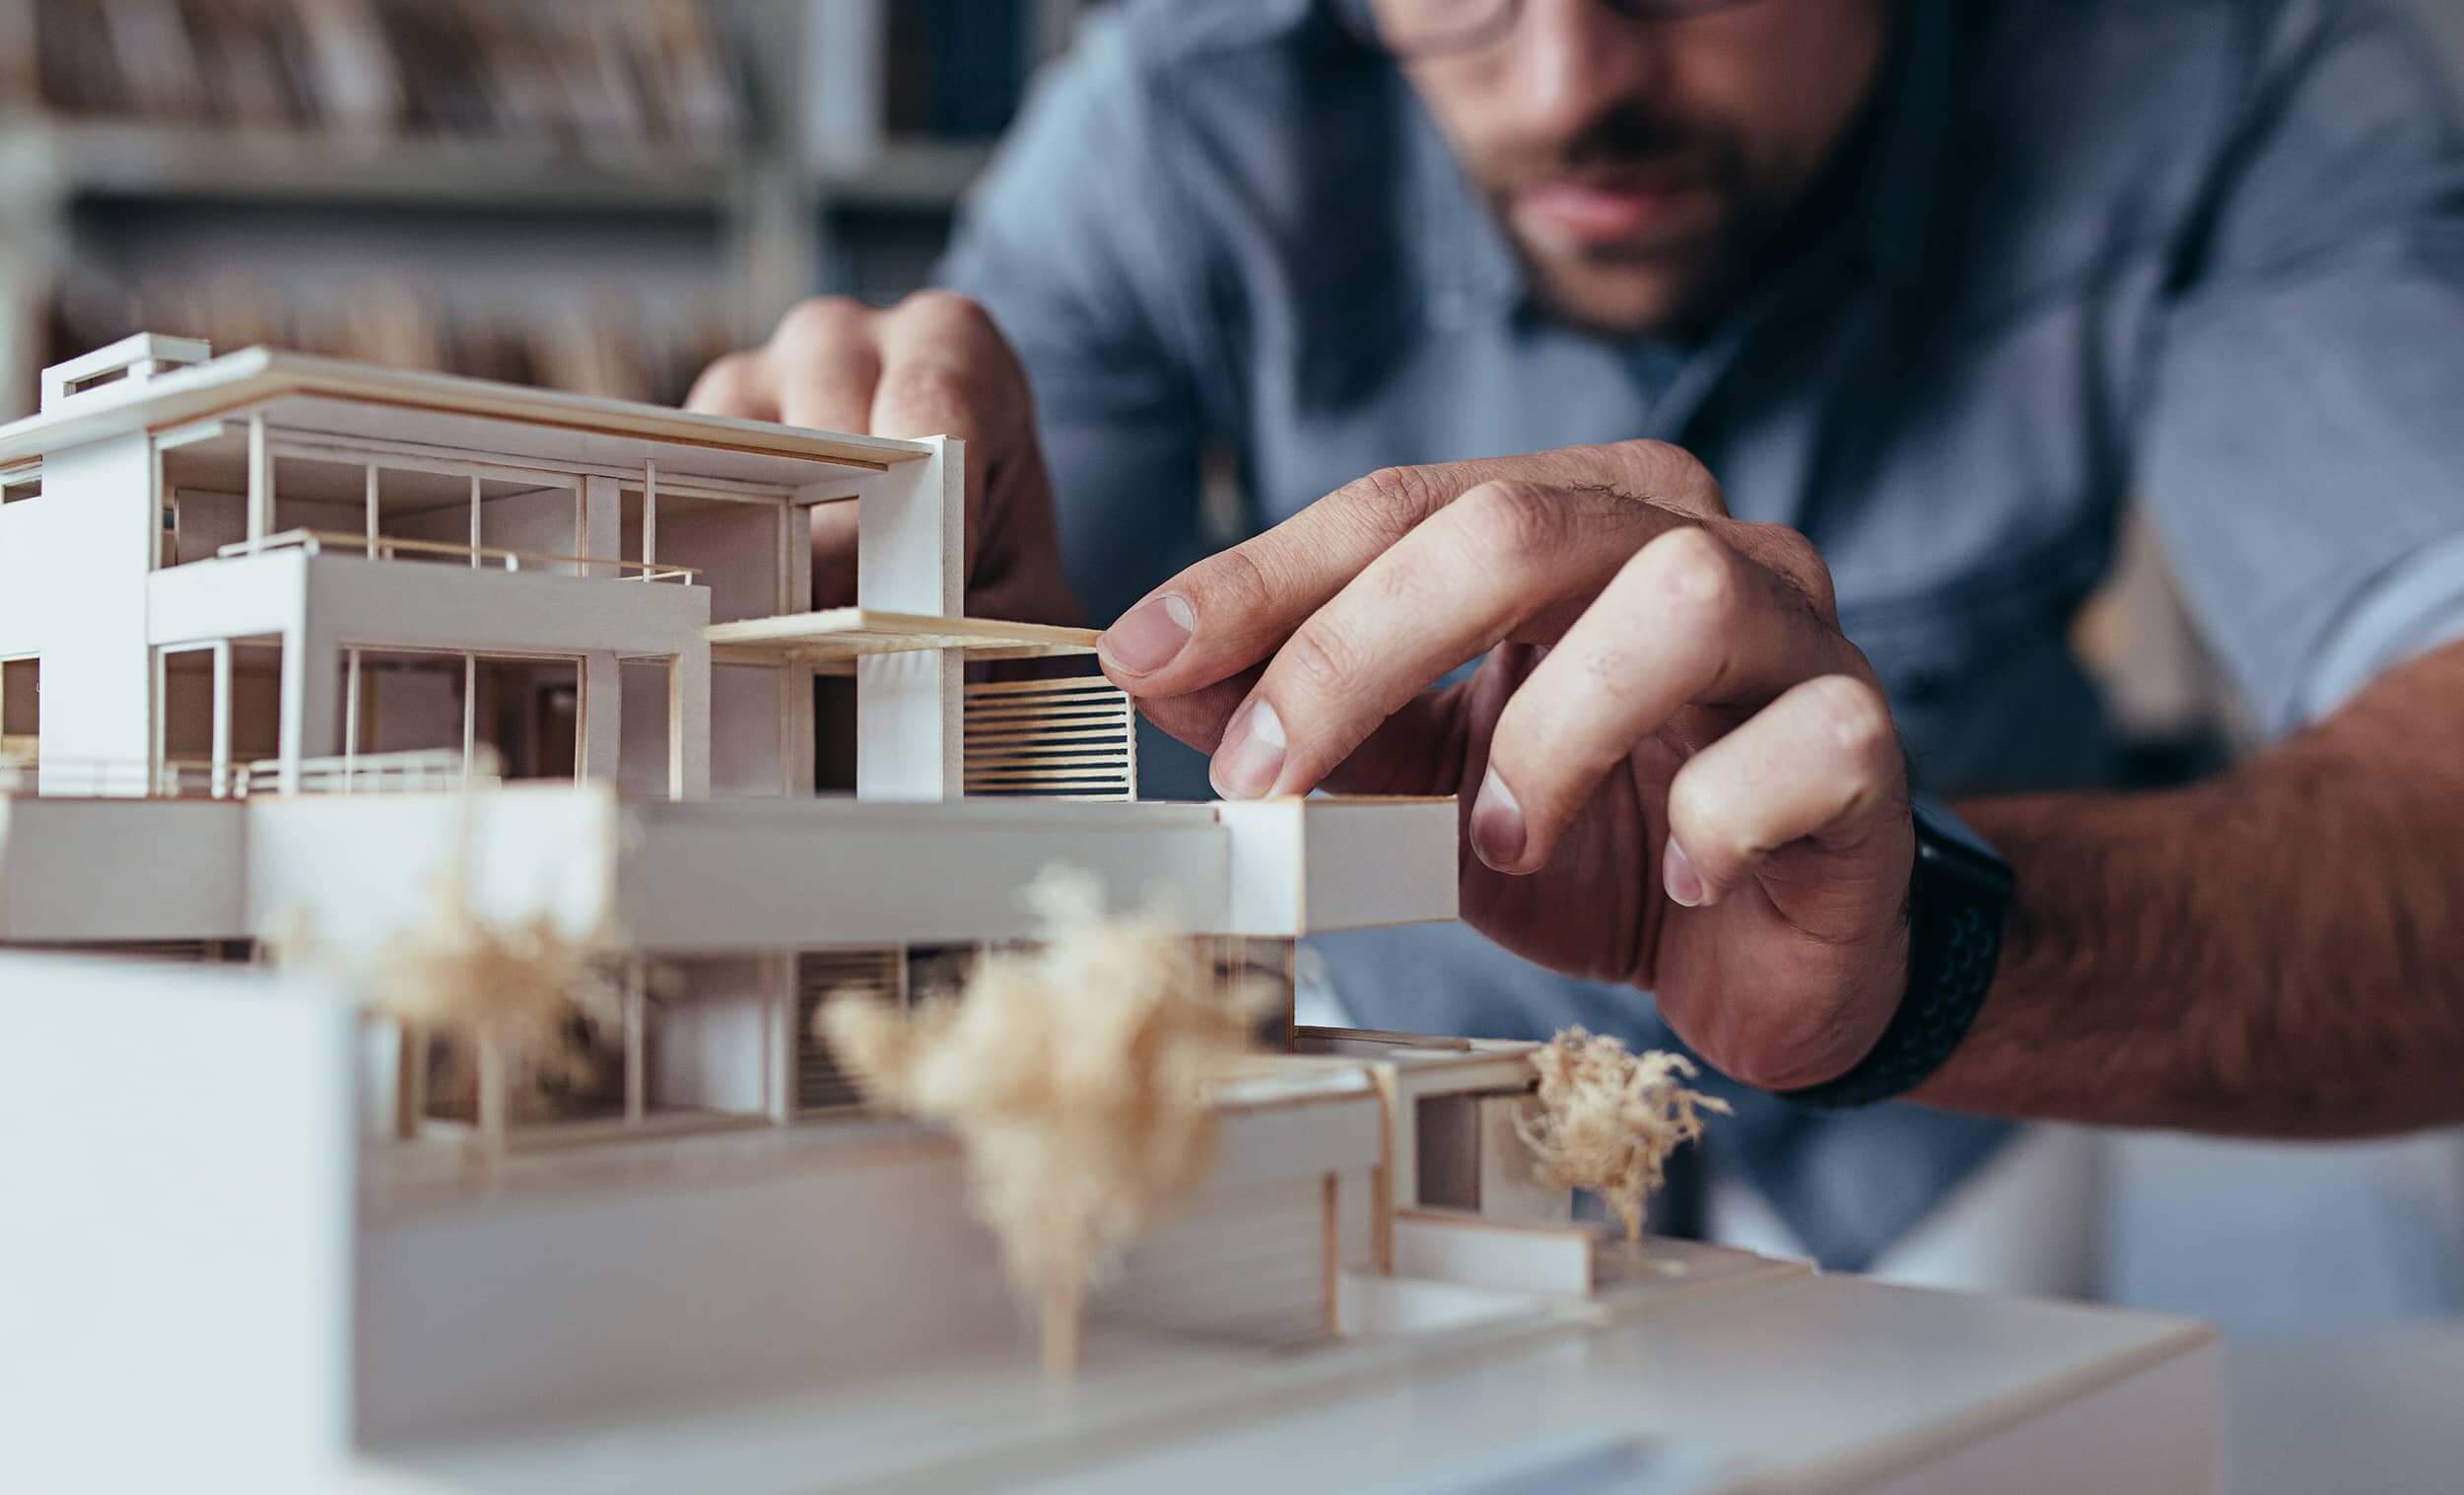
[0,956,359,1491]
[622,801,1231,949]
[35,435,157,791]
[1215,798,1459,935]
[246,785,620,952]
[1298,797,1457,931]
[1392,1211,1595,1298]
[0,796,248,939]
[358,1142,1015,1442]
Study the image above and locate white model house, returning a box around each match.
[0,333,1457,1139]
[0,338,2222,1493]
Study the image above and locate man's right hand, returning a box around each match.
[685,293,1083,626]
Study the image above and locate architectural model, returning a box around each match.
[2,336,2223,1493]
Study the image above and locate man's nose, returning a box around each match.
[1500,0,1669,140]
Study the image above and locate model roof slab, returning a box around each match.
[0,785,1459,949]
[0,346,924,493]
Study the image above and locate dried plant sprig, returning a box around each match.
[823,868,1274,1377]
[1516,1028,1732,1245]
[365,871,621,1094]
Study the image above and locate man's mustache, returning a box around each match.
[1487,105,1729,183]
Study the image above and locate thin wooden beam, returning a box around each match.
[643,459,659,573]
[624,959,647,1126]
[342,647,362,791]
[149,646,167,793]
[244,412,270,540]
[364,464,378,554]
[210,641,233,799]
[477,1037,509,1150]
[396,1022,427,1140]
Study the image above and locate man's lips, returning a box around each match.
[1513,172,1709,243]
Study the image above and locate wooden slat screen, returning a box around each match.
[795,947,903,1114]
[963,675,1136,801]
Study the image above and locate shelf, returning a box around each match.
[0,122,1000,216]
[4,121,746,213]
[818,138,998,211]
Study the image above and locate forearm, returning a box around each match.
[1914,640,2464,1135]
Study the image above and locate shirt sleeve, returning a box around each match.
[2140,0,2464,731]
[933,12,1215,628]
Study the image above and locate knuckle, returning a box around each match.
[1196,540,1277,620]
[1645,526,1746,622]
[687,351,759,405]
[1805,674,1895,761]
[1667,770,1742,854]
[1452,480,1564,560]
[1738,521,1838,617]
[1609,439,1723,510]
[1277,622,1361,700]
[770,295,869,354]
[1335,465,1446,542]
[875,357,975,419]
[893,288,999,343]
[897,287,988,324]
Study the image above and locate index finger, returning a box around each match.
[1095,441,1725,696]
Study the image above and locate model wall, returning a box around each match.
[357,1092,1383,1442]
[0,957,359,1489]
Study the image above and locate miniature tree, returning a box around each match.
[823,869,1273,1378]
[1515,1028,1731,1246]
[365,873,622,1098]
[273,873,620,1119]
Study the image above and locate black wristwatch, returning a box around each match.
[1778,794,2013,1110]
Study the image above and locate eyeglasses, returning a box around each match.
[1335,0,1767,59]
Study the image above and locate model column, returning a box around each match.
[854,436,963,801]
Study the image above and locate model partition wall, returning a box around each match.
[961,676,1137,801]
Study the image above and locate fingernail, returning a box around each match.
[1663,836,1707,908]
[1100,593,1195,675]
[1470,768,1528,872]
[1210,699,1286,799]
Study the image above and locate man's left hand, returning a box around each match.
[1096,441,1912,1091]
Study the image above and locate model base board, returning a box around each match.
[4,952,2219,1494]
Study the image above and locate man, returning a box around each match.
[688,0,2464,1268]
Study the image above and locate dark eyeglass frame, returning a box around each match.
[1335,0,1767,59]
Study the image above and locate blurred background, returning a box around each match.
[2,2,2461,1482]
[0,0,1100,414]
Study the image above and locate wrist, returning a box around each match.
[1778,794,2012,1109]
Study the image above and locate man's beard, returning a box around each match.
[1473,102,1771,338]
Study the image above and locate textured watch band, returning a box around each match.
[1778,813,2009,1111]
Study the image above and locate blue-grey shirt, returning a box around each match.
[940,0,2464,1267]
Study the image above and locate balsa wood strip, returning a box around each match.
[706,607,1101,660]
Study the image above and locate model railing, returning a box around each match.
[0,746,501,799]
[270,747,504,797]
[215,527,700,583]
[962,676,1137,801]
